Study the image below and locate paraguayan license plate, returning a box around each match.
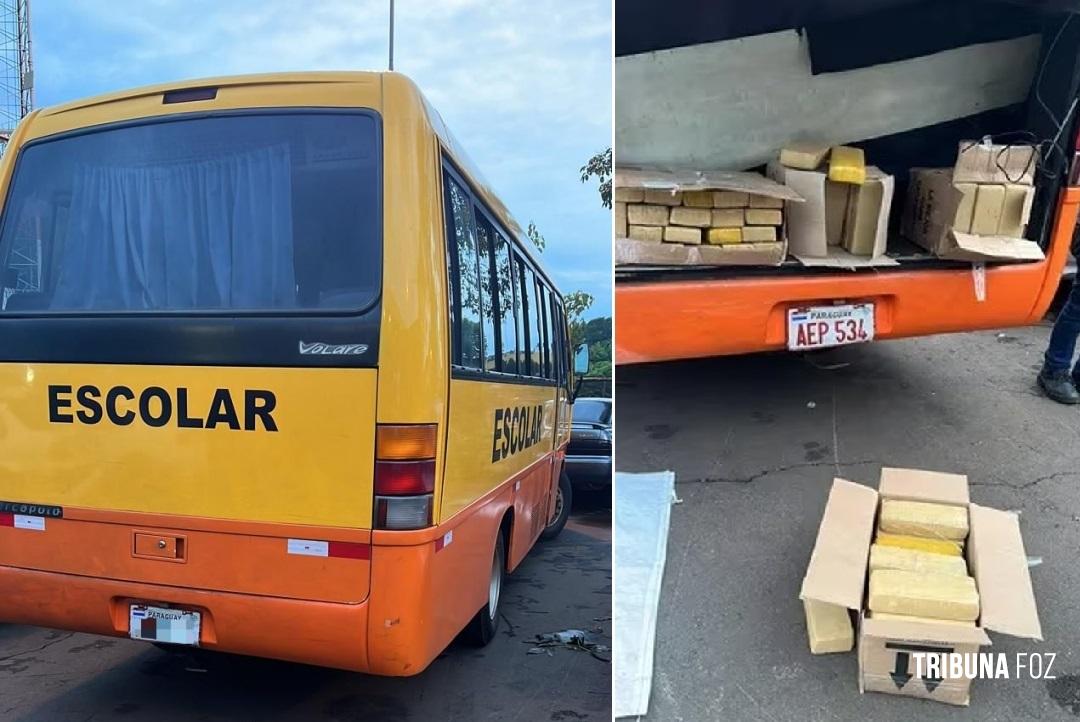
[787,303,875,351]
[129,604,201,646]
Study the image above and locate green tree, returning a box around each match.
[580,147,612,209]
[526,221,546,252]
[564,290,594,350]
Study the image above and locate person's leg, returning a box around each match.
[1040,278,1080,403]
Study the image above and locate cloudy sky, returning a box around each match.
[33,1,613,316]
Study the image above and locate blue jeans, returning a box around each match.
[1045,277,1080,374]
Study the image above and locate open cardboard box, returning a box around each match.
[767,162,899,270]
[800,468,1042,707]
[902,168,1045,262]
[614,166,803,268]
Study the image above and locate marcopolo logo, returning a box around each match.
[47,384,278,432]
[491,404,544,462]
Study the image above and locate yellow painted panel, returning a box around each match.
[441,378,557,521]
[0,363,377,527]
[23,72,384,141]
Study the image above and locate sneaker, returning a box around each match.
[1038,367,1080,405]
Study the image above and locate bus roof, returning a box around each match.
[22,70,561,297]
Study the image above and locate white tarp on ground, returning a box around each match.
[614,471,676,719]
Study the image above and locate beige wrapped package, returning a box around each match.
[871,611,976,627]
[869,569,980,622]
[803,599,853,654]
[869,544,968,577]
[627,204,670,227]
[669,206,711,227]
[644,189,682,206]
[745,209,782,226]
[629,225,663,243]
[682,190,713,208]
[780,141,831,171]
[713,190,749,208]
[880,499,969,540]
[664,226,702,244]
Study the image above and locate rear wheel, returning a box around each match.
[464,528,506,646]
[540,470,572,541]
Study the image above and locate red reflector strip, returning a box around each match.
[0,512,12,527]
[434,530,454,552]
[328,541,370,560]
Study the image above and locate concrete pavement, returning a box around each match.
[616,320,1080,720]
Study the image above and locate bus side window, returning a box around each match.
[542,285,555,380]
[510,253,526,376]
[533,280,548,379]
[473,211,498,373]
[518,258,537,377]
[494,232,519,374]
[444,174,483,369]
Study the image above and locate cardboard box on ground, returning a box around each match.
[800,468,1042,707]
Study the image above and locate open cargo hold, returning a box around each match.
[614,0,1080,362]
[615,1,1074,275]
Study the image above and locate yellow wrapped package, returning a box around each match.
[803,599,853,654]
[880,499,969,541]
[869,544,968,577]
[869,569,980,622]
[875,531,963,557]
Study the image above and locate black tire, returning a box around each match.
[540,470,572,541]
[463,529,506,647]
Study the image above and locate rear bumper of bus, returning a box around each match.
[615,189,1080,364]
[0,565,375,671]
[0,481,520,676]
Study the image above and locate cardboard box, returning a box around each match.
[768,162,896,267]
[614,166,802,268]
[954,142,1037,186]
[902,168,1043,262]
[800,469,1042,707]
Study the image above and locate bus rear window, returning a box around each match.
[0,111,381,313]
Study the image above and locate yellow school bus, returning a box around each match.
[0,71,588,675]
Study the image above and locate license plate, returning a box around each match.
[129,604,201,646]
[787,303,875,351]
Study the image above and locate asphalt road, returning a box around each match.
[0,497,611,722]
[616,319,1080,720]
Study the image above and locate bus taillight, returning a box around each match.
[374,424,438,530]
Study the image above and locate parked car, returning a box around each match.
[565,397,612,492]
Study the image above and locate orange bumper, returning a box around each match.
[616,189,1080,364]
[0,565,374,671]
[0,483,519,676]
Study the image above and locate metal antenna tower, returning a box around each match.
[0,0,32,142]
